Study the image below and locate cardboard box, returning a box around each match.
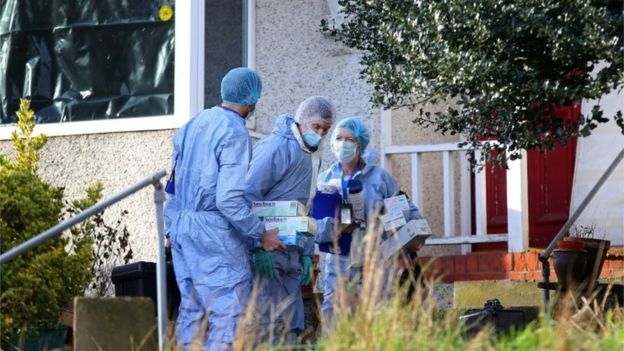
[262,217,316,247]
[277,232,306,248]
[381,219,432,260]
[384,195,410,214]
[252,201,306,217]
[382,209,407,231]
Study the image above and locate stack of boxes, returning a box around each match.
[252,201,316,248]
[380,195,432,260]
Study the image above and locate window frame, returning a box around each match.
[0,0,255,140]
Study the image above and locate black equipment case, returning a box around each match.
[459,299,526,336]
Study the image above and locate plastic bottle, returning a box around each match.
[348,179,365,223]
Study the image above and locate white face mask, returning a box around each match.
[332,140,358,164]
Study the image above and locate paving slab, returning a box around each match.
[74,297,157,351]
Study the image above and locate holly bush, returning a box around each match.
[323,0,623,165]
[0,99,92,345]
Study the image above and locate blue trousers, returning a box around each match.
[321,253,350,331]
[253,248,304,344]
[171,232,252,351]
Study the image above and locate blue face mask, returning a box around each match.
[332,140,358,164]
[303,130,323,148]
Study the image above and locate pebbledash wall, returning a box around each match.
[3,0,619,282]
[0,0,393,262]
[253,0,379,179]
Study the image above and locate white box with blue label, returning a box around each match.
[382,195,411,231]
[381,219,432,260]
[384,195,411,216]
[382,210,407,231]
[252,201,306,217]
[262,216,317,248]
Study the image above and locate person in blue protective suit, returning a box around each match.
[245,96,336,344]
[314,116,423,332]
[164,67,285,351]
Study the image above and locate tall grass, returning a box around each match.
[166,218,624,350]
[311,219,624,351]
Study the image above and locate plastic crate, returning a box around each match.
[111,261,180,319]
[112,261,157,301]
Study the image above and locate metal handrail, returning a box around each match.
[0,170,169,350]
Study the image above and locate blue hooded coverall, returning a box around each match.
[315,155,423,329]
[245,114,317,342]
[316,116,425,326]
[165,106,266,350]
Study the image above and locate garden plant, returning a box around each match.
[0,99,133,349]
[322,0,623,166]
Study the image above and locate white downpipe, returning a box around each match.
[246,0,256,69]
[245,0,257,131]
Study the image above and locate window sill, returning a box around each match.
[0,115,184,140]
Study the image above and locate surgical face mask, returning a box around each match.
[303,130,323,148]
[332,140,358,164]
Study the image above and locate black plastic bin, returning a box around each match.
[111,260,181,319]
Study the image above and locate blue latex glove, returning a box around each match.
[253,250,274,279]
[300,255,313,286]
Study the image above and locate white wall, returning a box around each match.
[571,87,624,246]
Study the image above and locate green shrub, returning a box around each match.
[0,99,93,346]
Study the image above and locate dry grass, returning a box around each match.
[165,220,624,350]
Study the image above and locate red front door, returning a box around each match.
[477,104,579,250]
[527,104,579,247]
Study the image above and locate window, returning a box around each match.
[204,0,246,108]
[0,0,252,139]
[0,1,175,125]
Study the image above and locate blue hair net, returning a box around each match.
[220,67,263,105]
[332,116,371,151]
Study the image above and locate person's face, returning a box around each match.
[301,120,332,137]
[334,129,358,144]
[332,129,360,163]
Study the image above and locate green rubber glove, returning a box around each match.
[253,250,274,279]
[300,255,313,286]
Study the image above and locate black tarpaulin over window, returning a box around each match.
[0,0,175,124]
